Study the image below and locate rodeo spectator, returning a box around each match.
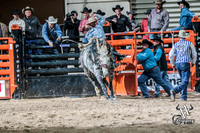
[106,5,132,33]
[78,7,92,43]
[9,9,25,33]
[148,0,169,39]
[126,10,140,32]
[152,35,172,97]
[22,6,42,58]
[141,9,151,39]
[63,10,80,67]
[169,30,197,101]
[0,14,8,37]
[42,16,62,54]
[170,0,197,31]
[137,39,171,98]
[22,6,42,39]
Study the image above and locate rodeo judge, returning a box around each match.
[137,39,172,98]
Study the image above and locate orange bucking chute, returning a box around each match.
[106,30,196,95]
[0,37,17,99]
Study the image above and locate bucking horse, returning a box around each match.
[79,37,115,100]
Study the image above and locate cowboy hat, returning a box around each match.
[46,16,58,24]
[178,30,190,38]
[22,6,34,14]
[144,9,152,14]
[81,7,92,13]
[71,10,78,16]
[112,5,124,12]
[11,9,20,15]
[87,17,97,25]
[140,39,153,47]
[152,35,163,43]
[126,10,137,15]
[177,0,190,9]
[95,10,105,16]
[154,0,166,4]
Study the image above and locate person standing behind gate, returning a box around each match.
[152,35,172,97]
[106,5,132,33]
[137,39,171,98]
[0,14,8,38]
[148,0,169,39]
[141,9,151,39]
[22,6,42,39]
[22,6,42,57]
[169,30,197,101]
[78,7,92,43]
[64,10,80,67]
[170,0,197,31]
[9,9,25,34]
[42,16,62,54]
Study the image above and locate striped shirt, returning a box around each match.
[169,38,197,66]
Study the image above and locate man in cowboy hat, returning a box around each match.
[148,0,169,39]
[169,30,197,101]
[137,39,172,98]
[78,7,92,36]
[42,16,62,54]
[141,9,151,39]
[106,5,132,33]
[126,10,140,32]
[171,0,197,31]
[9,9,25,33]
[152,35,172,97]
[22,6,42,39]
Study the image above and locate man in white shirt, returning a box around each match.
[169,30,197,101]
[9,9,25,33]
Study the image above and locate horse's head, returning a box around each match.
[97,38,110,78]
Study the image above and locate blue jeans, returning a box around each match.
[149,30,161,39]
[138,66,171,97]
[154,71,173,97]
[173,63,190,100]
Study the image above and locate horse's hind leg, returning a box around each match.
[95,72,110,100]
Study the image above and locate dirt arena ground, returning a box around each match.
[1,92,200,133]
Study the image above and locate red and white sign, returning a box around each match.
[0,80,6,97]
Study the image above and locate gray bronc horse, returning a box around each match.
[79,37,115,100]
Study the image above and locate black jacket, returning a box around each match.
[63,18,80,41]
[154,44,168,71]
[23,16,42,39]
[106,14,132,32]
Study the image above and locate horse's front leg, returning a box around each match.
[108,73,116,100]
[94,70,110,100]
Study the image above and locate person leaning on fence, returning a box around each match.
[141,9,151,39]
[152,35,172,97]
[148,0,169,39]
[170,0,197,31]
[137,39,172,98]
[169,30,197,101]
[78,7,92,43]
[42,16,62,54]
